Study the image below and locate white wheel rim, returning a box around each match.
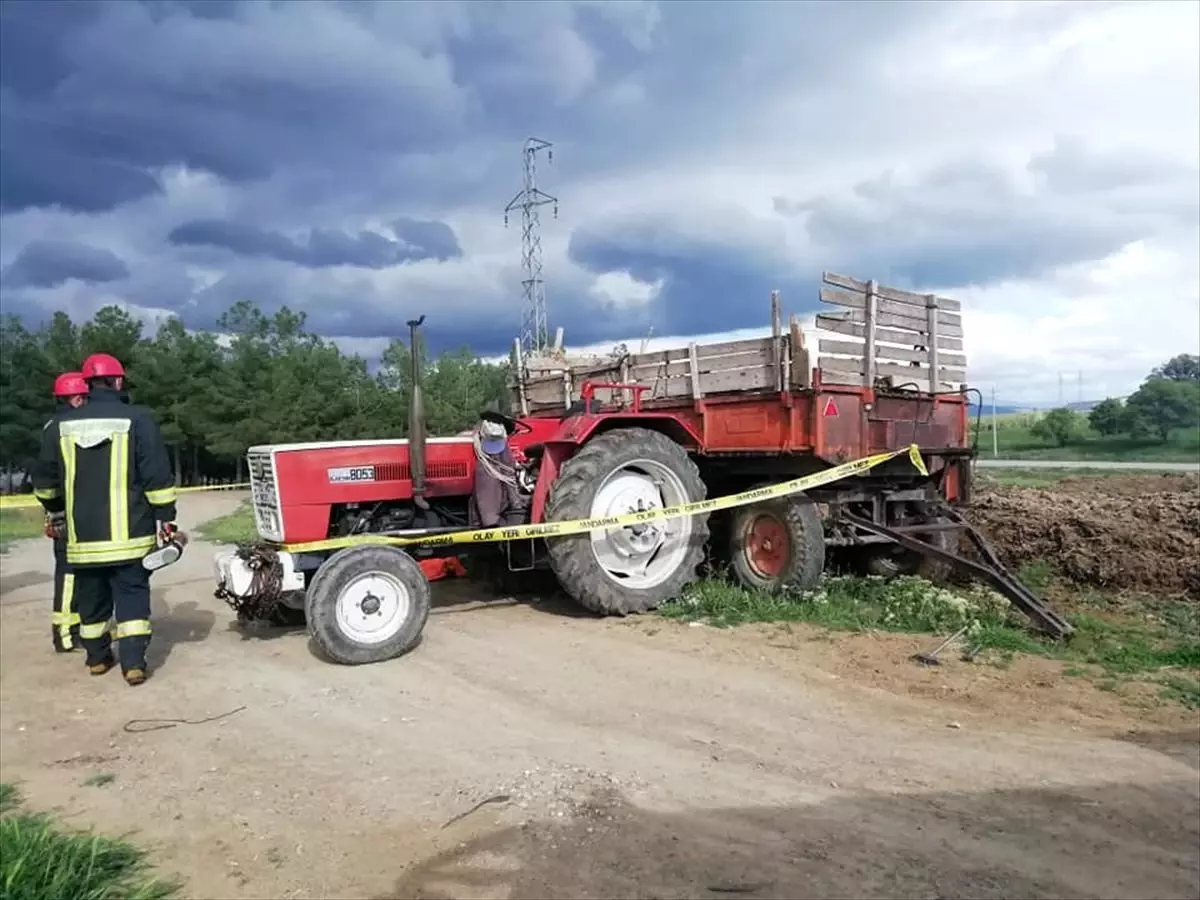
[334,571,410,645]
[588,457,692,590]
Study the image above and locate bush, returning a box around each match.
[1030,407,1084,447]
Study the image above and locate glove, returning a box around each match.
[158,522,188,546]
[44,512,66,540]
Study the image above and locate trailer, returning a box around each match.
[214,272,1072,666]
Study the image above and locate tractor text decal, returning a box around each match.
[327,466,377,484]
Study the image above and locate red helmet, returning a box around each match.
[53,372,88,398]
[81,353,125,379]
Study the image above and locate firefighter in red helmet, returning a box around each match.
[45,372,89,652]
[32,353,178,686]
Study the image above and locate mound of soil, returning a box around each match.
[968,475,1200,599]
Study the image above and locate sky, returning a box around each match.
[0,0,1197,406]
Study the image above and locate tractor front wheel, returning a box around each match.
[729,496,826,593]
[545,427,708,616]
[305,545,431,665]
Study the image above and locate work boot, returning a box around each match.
[87,655,115,676]
[123,668,147,687]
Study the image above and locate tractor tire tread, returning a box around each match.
[729,495,826,593]
[305,545,430,666]
[545,428,708,616]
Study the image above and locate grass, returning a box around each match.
[0,783,179,900]
[194,501,257,545]
[0,507,44,553]
[662,573,1200,709]
[82,773,116,788]
[974,416,1199,463]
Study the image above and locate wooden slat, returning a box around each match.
[818,339,967,367]
[818,356,966,384]
[820,287,963,329]
[815,304,964,339]
[788,314,810,389]
[814,314,964,351]
[629,346,775,379]
[823,271,962,312]
[818,368,961,391]
[629,337,774,368]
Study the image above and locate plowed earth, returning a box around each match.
[969,474,1200,598]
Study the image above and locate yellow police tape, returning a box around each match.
[278,444,929,555]
[0,483,251,511]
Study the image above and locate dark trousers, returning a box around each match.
[51,537,81,652]
[76,563,153,672]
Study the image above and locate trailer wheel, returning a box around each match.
[305,545,430,665]
[729,496,826,593]
[545,427,707,615]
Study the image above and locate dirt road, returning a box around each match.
[2,492,1198,900]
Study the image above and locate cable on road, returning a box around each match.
[123,705,247,734]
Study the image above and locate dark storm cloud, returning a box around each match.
[173,268,529,355]
[2,240,130,289]
[390,218,462,262]
[568,225,802,339]
[773,148,1197,289]
[0,0,468,215]
[167,219,462,268]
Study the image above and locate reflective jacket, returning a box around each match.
[33,387,177,567]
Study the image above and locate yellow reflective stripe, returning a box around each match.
[80,621,110,639]
[145,486,177,505]
[59,573,77,641]
[115,619,151,638]
[60,436,78,544]
[67,535,156,565]
[34,487,61,500]
[110,432,129,543]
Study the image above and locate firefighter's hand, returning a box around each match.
[45,512,66,540]
[158,522,187,546]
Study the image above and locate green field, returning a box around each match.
[0,507,44,552]
[976,413,1199,462]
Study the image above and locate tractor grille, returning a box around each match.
[372,461,470,481]
[247,451,282,541]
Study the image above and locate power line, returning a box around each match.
[503,138,557,356]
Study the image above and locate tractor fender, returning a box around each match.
[528,412,702,523]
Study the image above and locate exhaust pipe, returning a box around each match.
[406,315,430,511]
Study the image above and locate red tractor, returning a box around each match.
[214,274,1071,666]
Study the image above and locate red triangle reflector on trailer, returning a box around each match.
[823,397,840,418]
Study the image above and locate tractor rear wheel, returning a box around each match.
[545,427,708,616]
[305,545,430,665]
[729,496,826,593]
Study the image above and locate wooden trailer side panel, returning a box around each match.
[510,336,783,414]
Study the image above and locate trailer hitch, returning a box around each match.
[840,508,1074,641]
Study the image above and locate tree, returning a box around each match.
[1124,377,1200,442]
[0,300,516,483]
[1151,353,1200,383]
[1030,407,1083,447]
[1088,398,1127,437]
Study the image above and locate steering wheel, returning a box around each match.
[480,410,532,436]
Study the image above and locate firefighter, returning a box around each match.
[32,352,178,686]
[46,372,89,653]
